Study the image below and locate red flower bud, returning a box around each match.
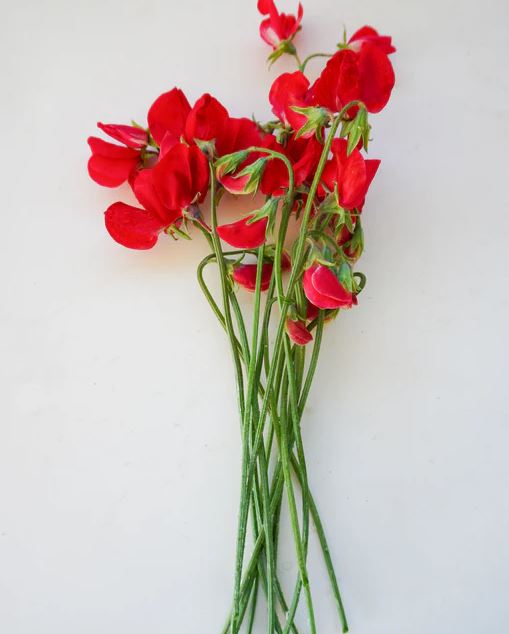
[97,123,148,149]
[147,88,191,147]
[153,143,209,211]
[285,318,313,346]
[303,264,355,309]
[257,0,303,49]
[232,263,272,292]
[185,93,229,144]
[216,215,268,249]
[87,137,140,187]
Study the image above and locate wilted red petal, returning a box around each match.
[185,93,229,143]
[104,202,165,250]
[97,123,148,149]
[286,318,313,346]
[232,263,272,292]
[147,88,191,146]
[217,215,268,248]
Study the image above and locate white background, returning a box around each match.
[1,0,508,632]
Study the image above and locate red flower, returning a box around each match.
[321,139,380,209]
[87,137,140,187]
[147,87,191,148]
[348,26,396,56]
[303,264,355,309]
[216,215,268,248]
[216,117,264,158]
[104,168,184,250]
[97,123,148,149]
[257,0,303,49]
[312,34,395,114]
[285,318,313,346]
[185,93,229,144]
[261,134,322,196]
[269,71,311,132]
[153,143,209,211]
[232,263,272,291]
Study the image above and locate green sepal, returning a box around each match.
[292,105,331,139]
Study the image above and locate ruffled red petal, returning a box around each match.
[269,71,310,130]
[185,93,229,143]
[311,49,360,113]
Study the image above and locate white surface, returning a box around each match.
[1,0,508,632]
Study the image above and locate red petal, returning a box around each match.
[87,154,139,187]
[132,169,180,226]
[286,319,313,346]
[216,216,268,249]
[97,123,148,149]
[349,26,396,55]
[153,143,209,210]
[269,71,310,130]
[147,88,191,146]
[216,117,264,157]
[88,136,139,159]
[357,43,395,113]
[311,49,360,113]
[185,93,229,143]
[232,263,272,292]
[334,140,368,209]
[312,265,353,307]
[104,202,165,250]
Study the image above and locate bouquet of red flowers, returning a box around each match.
[87,1,395,631]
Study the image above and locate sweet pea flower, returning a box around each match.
[232,263,272,292]
[147,87,191,148]
[185,93,229,145]
[97,123,148,149]
[257,0,303,50]
[312,29,395,114]
[285,318,313,346]
[87,136,141,187]
[216,215,268,249]
[269,71,312,132]
[303,264,355,309]
[320,138,380,210]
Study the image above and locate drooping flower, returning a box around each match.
[303,264,355,309]
[285,318,313,345]
[320,138,380,209]
[257,0,303,49]
[312,30,395,114]
[232,262,272,291]
[87,137,141,187]
[216,215,268,248]
[153,143,209,211]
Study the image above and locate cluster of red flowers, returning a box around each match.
[87,0,395,346]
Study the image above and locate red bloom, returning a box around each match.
[216,215,268,249]
[303,264,355,309]
[153,143,209,211]
[321,139,380,209]
[269,71,311,132]
[261,134,322,196]
[312,36,395,114]
[257,0,303,49]
[97,123,148,149]
[104,167,184,250]
[348,26,396,55]
[87,137,140,187]
[147,87,191,147]
[232,263,272,292]
[285,318,313,346]
[185,93,229,144]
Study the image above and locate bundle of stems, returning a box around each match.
[195,111,354,633]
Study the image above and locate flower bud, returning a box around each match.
[217,215,268,249]
[285,318,313,346]
[232,263,272,292]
